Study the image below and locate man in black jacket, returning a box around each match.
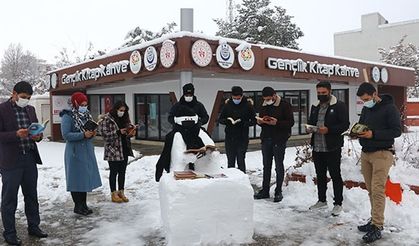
[254,87,294,202]
[218,86,256,173]
[307,81,349,216]
[355,82,401,243]
[168,83,209,127]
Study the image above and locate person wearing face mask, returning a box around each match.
[306,81,349,217]
[218,86,256,173]
[168,83,209,127]
[0,81,48,245]
[98,101,135,203]
[60,92,102,216]
[355,82,401,243]
[254,86,294,203]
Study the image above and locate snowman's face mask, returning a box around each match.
[174,115,199,127]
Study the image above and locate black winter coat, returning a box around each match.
[358,94,401,152]
[308,95,349,150]
[168,96,209,126]
[218,97,256,140]
[259,97,294,144]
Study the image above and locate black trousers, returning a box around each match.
[313,149,343,206]
[0,151,40,238]
[261,139,286,194]
[225,135,249,173]
[70,192,87,210]
[108,160,128,192]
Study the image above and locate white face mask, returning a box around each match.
[184,96,193,102]
[265,100,274,105]
[117,111,125,117]
[16,97,30,108]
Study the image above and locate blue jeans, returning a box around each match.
[0,151,40,238]
[261,139,286,194]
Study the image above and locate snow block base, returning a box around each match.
[159,168,254,246]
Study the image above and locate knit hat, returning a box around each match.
[231,86,243,96]
[262,87,275,97]
[71,92,88,106]
[183,83,195,95]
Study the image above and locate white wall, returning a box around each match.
[334,13,419,62]
[29,95,51,137]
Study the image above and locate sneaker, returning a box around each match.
[362,224,382,243]
[358,219,373,232]
[331,205,342,216]
[254,190,269,199]
[273,192,283,203]
[309,201,327,210]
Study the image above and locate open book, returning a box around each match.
[173,171,227,180]
[255,116,275,122]
[28,119,49,135]
[184,145,217,154]
[304,124,318,132]
[342,123,369,137]
[83,119,98,131]
[227,117,241,125]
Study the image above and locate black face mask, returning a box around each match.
[181,120,196,128]
[317,95,330,103]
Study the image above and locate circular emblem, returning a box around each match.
[191,40,212,67]
[51,73,58,89]
[129,50,142,74]
[371,66,380,83]
[144,46,158,71]
[45,74,51,89]
[238,47,255,71]
[160,40,176,68]
[381,67,389,83]
[216,43,234,69]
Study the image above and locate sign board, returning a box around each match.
[52,95,72,123]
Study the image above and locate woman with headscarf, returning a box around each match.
[60,92,102,216]
[98,101,135,203]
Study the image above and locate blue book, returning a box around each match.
[28,119,50,135]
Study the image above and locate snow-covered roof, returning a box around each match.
[48,31,415,74]
[31,93,50,99]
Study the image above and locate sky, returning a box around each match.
[1,0,419,64]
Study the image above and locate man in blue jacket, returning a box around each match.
[307,81,349,216]
[356,82,401,243]
[0,81,48,245]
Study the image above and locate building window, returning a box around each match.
[134,94,172,140]
[88,94,125,121]
[212,90,309,141]
[332,89,349,105]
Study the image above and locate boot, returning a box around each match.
[254,189,270,199]
[118,190,129,202]
[362,224,382,243]
[111,191,123,203]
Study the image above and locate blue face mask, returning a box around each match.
[78,106,88,113]
[363,99,376,108]
[232,98,241,105]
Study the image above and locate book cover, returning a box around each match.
[28,119,50,135]
[83,119,98,131]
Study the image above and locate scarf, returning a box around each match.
[71,108,93,131]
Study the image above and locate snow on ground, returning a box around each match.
[2,130,419,245]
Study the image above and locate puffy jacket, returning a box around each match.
[358,94,401,152]
[308,95,349,150]
[168,96,209,126]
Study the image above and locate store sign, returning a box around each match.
[45,74,51,89]
[51,73,58,89]
[130,50,142,74]
[238,47,255,70]
[371,66,380,83]
[144,46,158,71]
[160,40,176,68]
[381,67,389,83]
[191,39,212,67]
[62,60,129,85]
[216,43,234,69]
[267,57,360,78]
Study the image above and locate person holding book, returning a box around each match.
[355,82,401,243]
[306,81,349,216]
[0,81,48,245]
[60,92,102,216]
[254,87,294,202]
[98,101,135,203]
[218,86,256,173]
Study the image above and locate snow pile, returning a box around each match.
[159,168,254,245]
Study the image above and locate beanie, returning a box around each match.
[182,83,195,95]
[71,92,88,106]
[262,87,275,97]
[231,86,243,96]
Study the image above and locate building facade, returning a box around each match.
[46,32,415,142]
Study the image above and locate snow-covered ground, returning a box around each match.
[3,128,419,245]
